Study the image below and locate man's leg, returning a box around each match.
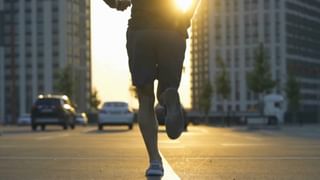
[155,31,186,139]
[137,84,162,163]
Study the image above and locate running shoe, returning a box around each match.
[162,88,184,139]
[145,160,164,176]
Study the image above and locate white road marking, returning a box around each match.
[159,140,181,144]
[244,136,262,141]
[182,128,209,136]
[160,152,180,180]
[221,143,272,147]
[159,140,185,149]
[36,133,70,140]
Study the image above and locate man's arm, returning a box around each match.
[186,0,201,20]
[178,0,201,30]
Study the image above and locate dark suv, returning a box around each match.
[31,95,76,131]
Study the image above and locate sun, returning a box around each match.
[175,0,193,12]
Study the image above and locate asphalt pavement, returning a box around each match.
[0,124,320,180]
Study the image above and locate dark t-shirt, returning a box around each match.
[128,0,190,37]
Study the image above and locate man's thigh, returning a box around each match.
[126,29,186,93]
[126,30,157,87]
[155,31,186,101]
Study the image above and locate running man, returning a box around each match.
[103,0,200,176]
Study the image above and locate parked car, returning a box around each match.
[155,103,189,131]
[98,101,134,130]
[31,94,76,131]
[75,113,88,126]
[17,114,31,125]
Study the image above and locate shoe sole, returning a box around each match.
[145,169,164,176]
[163,88,184,139]
[145,161,164,177]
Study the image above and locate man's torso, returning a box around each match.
[128,0,183,31]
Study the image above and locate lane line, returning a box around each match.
[221,143,272,147]
[243,136,262,141]
[159,140,185,149]
[36,133,70,140]
[159,140,181,144]
[160,152,180,180]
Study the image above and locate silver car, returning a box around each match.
[98,101,134,130]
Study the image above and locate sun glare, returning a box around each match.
[176,0,193,12]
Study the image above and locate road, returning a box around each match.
[0,124,320,180]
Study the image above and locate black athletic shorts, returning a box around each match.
[126,29,186,91]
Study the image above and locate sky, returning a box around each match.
[91,0,192,108]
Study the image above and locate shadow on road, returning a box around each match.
[147,176,162,180]
[158,129,166,133]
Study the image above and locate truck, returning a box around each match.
[187,94,285,126]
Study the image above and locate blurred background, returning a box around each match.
[1,1,320,179]
[0,0,320,126]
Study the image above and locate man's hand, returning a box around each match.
[115,0,131,11]
[103,0,131,11]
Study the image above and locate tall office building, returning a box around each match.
[191,0,320,113]
[0,0,5,122]
[0,0,91,123]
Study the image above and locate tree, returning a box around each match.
[90,88,101,112]
[215,55,231,125]
[128,79,139,113]
[54,64,74,98]
[129,85,138,100]
[247,43,276,114]
[215,55,231,104]
[285,72,300,123]
[199,81,213,123]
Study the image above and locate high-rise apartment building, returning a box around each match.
[0,0,4,122]
[191,0,320,113]
[0,0,91,123]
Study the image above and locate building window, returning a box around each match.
[264,0,270,10]
[275,0,280,9]
[233,0,238,12]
